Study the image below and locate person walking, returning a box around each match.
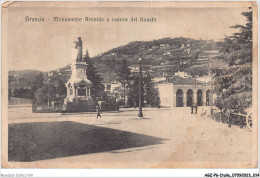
[191,105,194,114]
[96,104,101,119]
[195,105,198,114]
[98,101,102,113]
[225,109,231,128]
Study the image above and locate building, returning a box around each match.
[101,71,121,96]
[160,43,169,48]
[174,71,191,78]
[157,76,213,107]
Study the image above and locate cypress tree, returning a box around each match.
[83,50,105,100]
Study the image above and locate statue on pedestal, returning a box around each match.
[63,37,95,112]
[73,37,82,61]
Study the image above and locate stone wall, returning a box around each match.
[157,83,174,108]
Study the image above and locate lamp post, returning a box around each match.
[47,78,50,108]
[138,57,143,119]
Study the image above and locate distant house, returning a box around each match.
[163,51,171,55]
[174,71,191,78]
[130,66,138,73]
[185,48,191,53]
[101,71,121,96]
[160,44,165,48]
[160,44,169,48]
[48,71,54,77]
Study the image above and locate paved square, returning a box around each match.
[8,102,255,168]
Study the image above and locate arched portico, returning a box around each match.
[197,90,203,106]
[158,83,213,108]
[206,90,211,106]
[176,89,183,107]
[187,89,193,106]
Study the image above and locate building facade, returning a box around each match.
[157,78,213,107]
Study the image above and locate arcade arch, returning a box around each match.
[187,89,193,106]
[197,90,203,106]
[176,89,183,107]
[206,90,211,106]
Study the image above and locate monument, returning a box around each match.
[63,37,95,112]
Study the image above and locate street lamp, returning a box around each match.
[47,78,50,108]
[138,57,143,119]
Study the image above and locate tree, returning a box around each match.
[143,71,160,107]
[214,8,252,110]
[83,50,105,100]
[127,70,160,107]
[114,58,132,106]
[34,83,56,106]
[31,73,44,96]
[56,79,67,97]
[127,74,143,107]
[17,88,32,99]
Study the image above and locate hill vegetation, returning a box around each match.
[8,37,222,100]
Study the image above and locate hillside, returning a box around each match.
[92,37,225,78]
[8,70,46,90]
[8,37,226,91]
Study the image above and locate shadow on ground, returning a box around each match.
[8,121,165,162]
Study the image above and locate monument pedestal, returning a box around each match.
[63,38,96,112]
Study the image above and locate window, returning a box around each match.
[78,89,86,96]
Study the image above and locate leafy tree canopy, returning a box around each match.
[214,8,252,110]
[114,58,132,106]
[83,50,106,100]
[127,69,160,107]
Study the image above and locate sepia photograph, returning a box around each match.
[1,1,258,171]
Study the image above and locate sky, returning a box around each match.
[3,2,250,71]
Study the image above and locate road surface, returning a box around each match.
[5,100,257,168]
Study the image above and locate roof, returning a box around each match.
[167,76,209,85]
[101,71,117,84]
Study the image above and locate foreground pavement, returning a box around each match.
[6,104,257,168]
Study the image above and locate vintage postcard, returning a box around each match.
[1,1,258,169]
